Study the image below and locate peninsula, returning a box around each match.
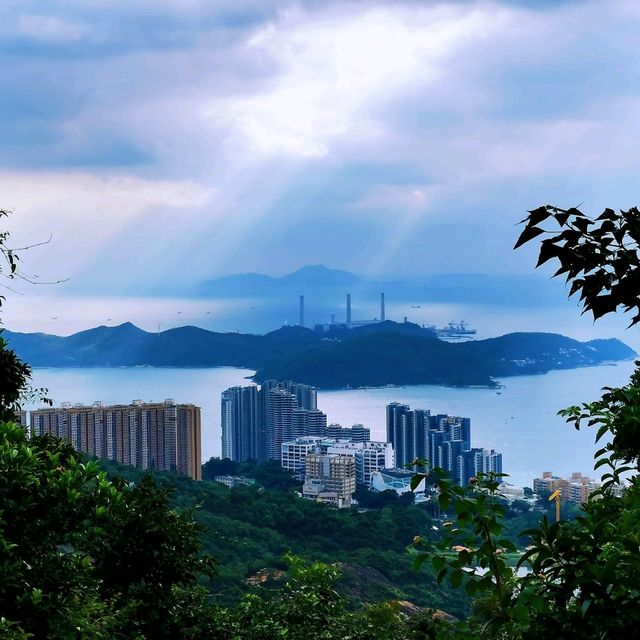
[4,321,635,389]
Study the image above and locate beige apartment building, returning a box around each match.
[302,453,356,508]
[30,399,201,480]
[533,471,600,503]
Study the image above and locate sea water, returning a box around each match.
[29,360,636,487]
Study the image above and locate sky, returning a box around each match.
[2,0,640,337]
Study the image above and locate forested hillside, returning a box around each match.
[100,458,470,616]
[5,320,634,388]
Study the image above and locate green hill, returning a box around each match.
[3,321,635,388]
[97,458,469,617]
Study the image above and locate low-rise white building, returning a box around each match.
[324,441,394,487]
[498,482,525,502]
[282,436,394,487]
[281,436,323,480]
[214,475,256,488]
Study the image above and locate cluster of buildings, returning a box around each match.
[221,381,326,462]
[533,471,602,504]
[23,380,614,511]
[281,436,394,508]
[386,402,502,486]
[24,378,505,501]
[221,381,504,508]
[29,400,202,480]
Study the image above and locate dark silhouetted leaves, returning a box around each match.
[516,205,640,326]
[514,225,545,250]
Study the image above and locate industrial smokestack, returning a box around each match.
[347,293,352,328]
[299,295,305,327]
[380,293,385,322]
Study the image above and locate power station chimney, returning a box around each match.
[299,295,305,327]
[347,293,352,328]
[380,293,385,322]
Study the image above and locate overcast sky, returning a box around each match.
[2,0,640,325]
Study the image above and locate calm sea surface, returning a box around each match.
[29,361,636,487]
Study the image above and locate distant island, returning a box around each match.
[196,264,566,306]
[4,320,635,389]
[187,265,580,334]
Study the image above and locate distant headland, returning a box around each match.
[3,320,635,389]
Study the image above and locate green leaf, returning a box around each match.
[410,474,425,491]
[450,570,464,588]
[432,556,446,572]
[536,240,562,267]
[525,206,553,227]
[413,553,431,571]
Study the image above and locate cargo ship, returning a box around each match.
[433,321,477,340]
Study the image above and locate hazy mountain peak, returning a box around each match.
[280,264,362,286]
[114,321,142,330]
[198,264,363,297]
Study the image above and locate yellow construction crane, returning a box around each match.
[548,489,561,522]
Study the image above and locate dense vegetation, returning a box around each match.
[1,419,471,639]
[0,424,218,639]
[104,456,469,615]
[2,418,569,638]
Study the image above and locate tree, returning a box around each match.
[516,205,640,475]
[0,335,31,422]
[0,421,217,638]
[202,457,236,480]
[0,210,52,420]
[408,205,640,639]
[514,204,640,325]
[0,423,121,637]
[228,554,451,640]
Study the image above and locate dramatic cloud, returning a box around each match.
[3,171,212,287]
[1,0,639,331]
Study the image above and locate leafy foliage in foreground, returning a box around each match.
[411,467,640,639]
[221,554,455,640]
[0,334,31,422]
[515,204,640,325]
[0,421,216,639]
[398,204,640,638]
